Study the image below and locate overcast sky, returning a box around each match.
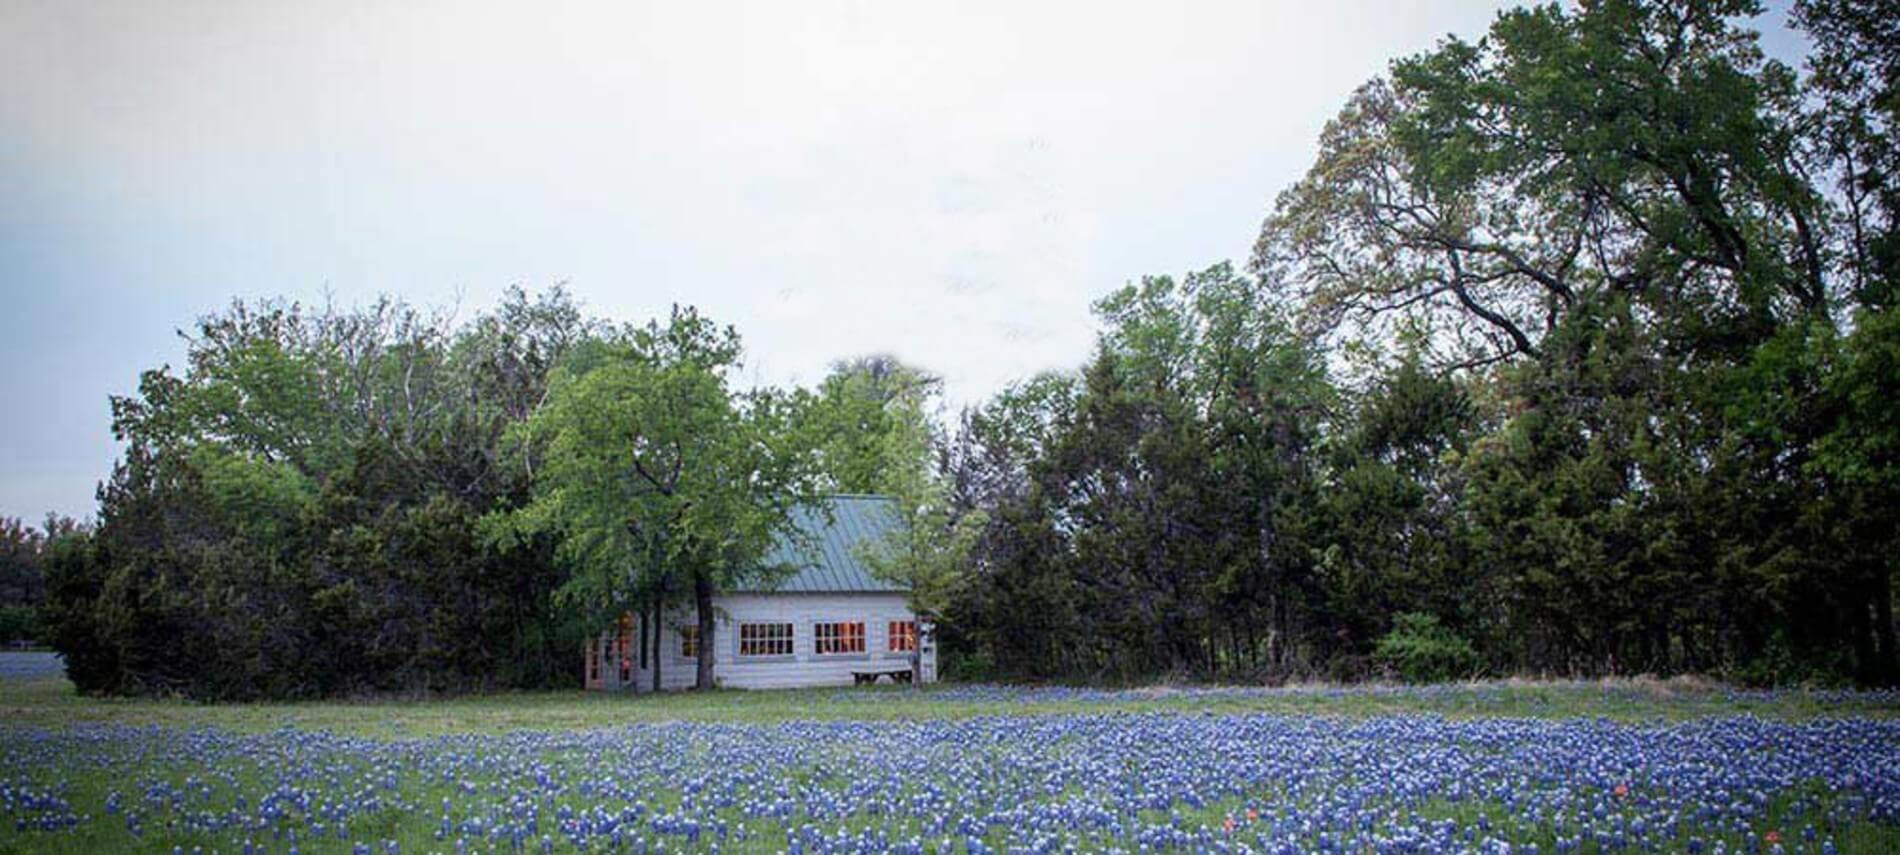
[0,1,1809,522]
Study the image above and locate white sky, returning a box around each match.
[0,1,1805,520]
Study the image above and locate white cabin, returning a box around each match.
[584,495,937,691]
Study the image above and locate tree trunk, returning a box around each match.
[694,572,717,691]
[1875,569,1898,685]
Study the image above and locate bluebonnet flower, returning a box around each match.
[1,689,1895,853]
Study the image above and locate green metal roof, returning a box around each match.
[736,494,908,594]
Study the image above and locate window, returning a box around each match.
[888,620,917,652]
[678,626,698,658]
[739,622,794,657]
[814,621,866,655]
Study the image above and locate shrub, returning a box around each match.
[0,604,36,644]
[1375,612,1480,683]
[942,648,995,683]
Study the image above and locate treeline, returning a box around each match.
[41,292,597,696]
[31,0,1899,694]
[0,515,82,644]
[937,0,1899,686]
[37,287,940,699]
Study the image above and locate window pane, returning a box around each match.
[815,621,865,655]
[739,622,793,656]
[679,626,698,658]
[888,620,917,652]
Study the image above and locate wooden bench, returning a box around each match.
[851,668,913,685]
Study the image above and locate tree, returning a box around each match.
[0,515,78,644]
[1318,344,1476,663]
[938,374,1082,680]
[940,264,1336,680]
[45,288,592,699]
[1812,309,1900,681]
[1255,0,1835,369]
[1223,0,1897,684]
[1794,0,1898,308]
[803,355,942,495]
[857,404,985,683]
[498,306,817,691]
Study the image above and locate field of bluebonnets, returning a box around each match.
[2,654,1897,854]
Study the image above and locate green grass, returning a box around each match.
[1,666,1894,738]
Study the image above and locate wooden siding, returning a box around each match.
[593,592,936,691]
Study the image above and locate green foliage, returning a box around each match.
[803,355,942,496]
[0,605,36,643]
[1375,613,1481,683]
[498,305,819,690]
[42,289,593,699]
[944,263,1341,680]
[0,515,64,642]
[1259,0,1831,369]
[1793,0,1898,308]
[188,446,315,546]
[819,354,987,664]
[940,0,1897,687]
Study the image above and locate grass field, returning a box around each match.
[2,652,1896,854]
